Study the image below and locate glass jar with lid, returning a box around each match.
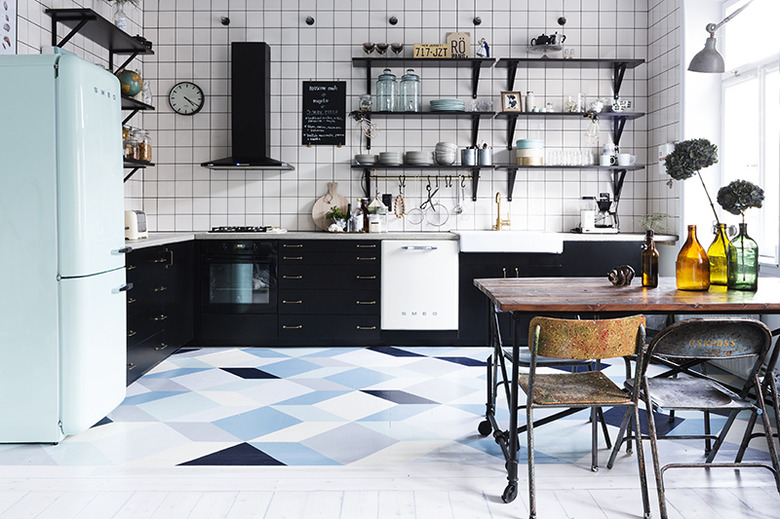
[137,130,152,162]
[375,68,397,112]
[399,68,421,112]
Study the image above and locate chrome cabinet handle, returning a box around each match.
[356,300,377,305]
[283,256,303,260]
[128,330,137,337]
[152,314,168,321]
[153,286,168,292]
[283,243,304,248]
[356,275,377,280]
[154,343,168,351]
[356,325,377,330]
[127,264,136,271]
[356,256,377,260]
[356,244,377,248]
[113,246,133,255]
[283,325,303,329]
[283,275,303,280]
[165,248,174,268]
[127,362,136,370]
[151,257,168,264]
[282,300,303,304]
[127,297,136,304]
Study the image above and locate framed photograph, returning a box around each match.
[501,91,522,112]
[1,0,17,55]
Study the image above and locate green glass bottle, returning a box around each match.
[727,222,759,291]
[707,223,730,286]
[676,225,710,291]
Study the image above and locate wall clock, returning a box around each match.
[168,81,204,115]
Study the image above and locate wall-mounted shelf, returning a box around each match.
[121,96,155,125]
[359,111,495,150]
[123,159,155,182]
[46,8,154,73]
[353,57,495,100]
[494,164,645,202]
[353,164,487,201]
[496,58,644,95]
[495,111,645,150]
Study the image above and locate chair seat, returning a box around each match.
[519,371,631,406]
[647,373,754,410]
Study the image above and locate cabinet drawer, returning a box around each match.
[127,311,164,347]
[279,264,380,289]
[278,314,380,341]
[279,251,380,266]
[279,289,380,315]
[279,240,380,253]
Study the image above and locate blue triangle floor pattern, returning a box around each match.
[0,346,767,469]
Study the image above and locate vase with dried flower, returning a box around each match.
[665,138,722,290]
[717,179,765,291]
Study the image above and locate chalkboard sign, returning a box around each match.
[302,81,346,146]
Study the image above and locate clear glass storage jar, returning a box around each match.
[399,68,421,112]
[376,68,398,112]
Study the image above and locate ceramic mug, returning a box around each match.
[599,154,617,166]
[617,153,637,166]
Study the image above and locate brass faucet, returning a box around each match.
[493,192,511,231]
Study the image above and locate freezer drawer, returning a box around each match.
[381,240,459,330]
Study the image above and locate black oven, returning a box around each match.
[201,240,277,313]
[196,240,278,345]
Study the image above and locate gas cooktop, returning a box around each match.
[209,226,273,233]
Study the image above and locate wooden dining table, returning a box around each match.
[473,276,780,503]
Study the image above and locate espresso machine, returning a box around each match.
[594,192,619,233]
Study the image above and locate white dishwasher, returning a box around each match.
[381,240,459,330]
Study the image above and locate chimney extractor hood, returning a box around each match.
[202,42,294,170]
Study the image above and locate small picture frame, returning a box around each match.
[501,91,522,112]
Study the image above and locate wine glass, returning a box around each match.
[362,42,375,55]
[390,42,404,55]
[375,43,389,55]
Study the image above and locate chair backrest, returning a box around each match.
[529,315,646,360]
[647,318,771,363]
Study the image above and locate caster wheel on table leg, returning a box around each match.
[478,420,492,436]
[501,483,518,503]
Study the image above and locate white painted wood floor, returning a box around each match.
[1,458,778,518]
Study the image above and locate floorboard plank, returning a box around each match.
[224,491,273,519]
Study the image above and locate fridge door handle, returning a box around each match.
[115,283,134,293]
[401,245,437,250]
[112,246,133,255]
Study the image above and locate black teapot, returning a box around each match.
[530,34,552,46]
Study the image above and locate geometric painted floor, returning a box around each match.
[0,345,778,518]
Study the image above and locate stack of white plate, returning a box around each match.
[430,99,466,112]
[404,150,435,165]
[379,152,403,166]
[355,153,378,165]
[435,142,458,165]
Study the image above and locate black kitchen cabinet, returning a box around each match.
[126,241,194,385]
[457,240,642,346]
[277,240,381,345]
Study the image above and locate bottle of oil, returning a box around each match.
[676,225,710,291]
[641,230,659,288]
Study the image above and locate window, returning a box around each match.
[722,0,780,267]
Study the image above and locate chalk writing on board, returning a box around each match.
[302,81,346,146]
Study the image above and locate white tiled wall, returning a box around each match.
[16,1,679,234]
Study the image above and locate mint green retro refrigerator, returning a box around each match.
[0,48,129,443]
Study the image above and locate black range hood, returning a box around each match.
[202,42,293,170]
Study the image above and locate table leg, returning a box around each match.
[502,312,521,504]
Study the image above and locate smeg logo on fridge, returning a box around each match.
[93,86,117,101]
[400,311,439,318]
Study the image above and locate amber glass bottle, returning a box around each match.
[641,230,659,288]
[676,225,710,291]
[707,223,730,286]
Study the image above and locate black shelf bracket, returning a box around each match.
[52,17,92,48]
[471,114,481,147]
[123,109,140,126]
[613,62,628,99]
[471,61,482,99]
[471,168,480,201]
[505,167,518,201]
[124,167,141,182]
[116,52,141,73]
[506,61,519,91]
[504,114,519,149]
[611,116,628,147]
[363,168,372,198]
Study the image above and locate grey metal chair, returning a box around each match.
[611,318,780,519]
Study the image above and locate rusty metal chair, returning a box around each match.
[521,315,651,519]
[617,318,780,519]
[478,304,613,472]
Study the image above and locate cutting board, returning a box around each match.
[312,182,349,230]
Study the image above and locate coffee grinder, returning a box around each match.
[595,192,619,232]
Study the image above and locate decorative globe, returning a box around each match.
[118,69,143,96]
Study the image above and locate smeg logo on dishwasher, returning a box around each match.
[400,311,439,317]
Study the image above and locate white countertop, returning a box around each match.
[126,230,676,250]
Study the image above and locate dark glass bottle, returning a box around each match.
[360,198,370,232]
[641,230,659,288]
[676,225,710,291]
[727,222,759,291]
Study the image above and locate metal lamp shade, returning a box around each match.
[688,36,725,73]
